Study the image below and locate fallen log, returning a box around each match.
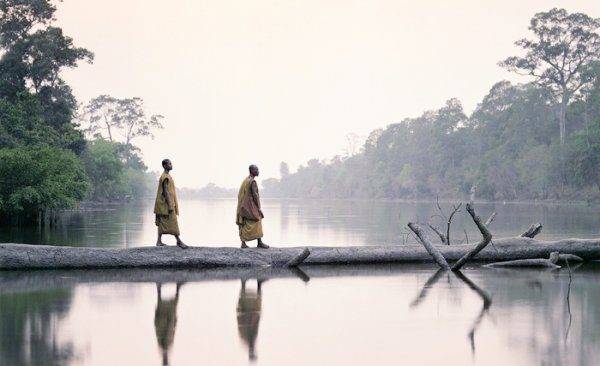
[484,251,561,269]
[2,238,600,270]
[484,258,561,269]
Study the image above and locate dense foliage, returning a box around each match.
[82,139,155,201]
[266,68,600,201]
[0,147,89,221]
[0,0,158,222]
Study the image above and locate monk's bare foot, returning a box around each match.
[156,241,166,247]
[177,242,189,249]
[257,242,270,249]
[241,242,249,249]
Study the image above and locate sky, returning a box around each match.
[56,0,600,188]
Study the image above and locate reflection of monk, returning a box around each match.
[236,279,263,362]
[154,283,182,366]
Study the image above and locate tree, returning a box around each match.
[279,161,289,178]
[0,0,93,154]
[500,8,600,144]
[80,95,120,141]
[80,96,164,146]
[0,147,90,221]
[117,97,164,146]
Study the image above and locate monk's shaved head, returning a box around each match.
[162,159,172,171]
[249,164,259,177]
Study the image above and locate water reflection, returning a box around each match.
[0,288,76,366]
[0,264,599,365]
[154,282,183,366]
[236,279,264,362]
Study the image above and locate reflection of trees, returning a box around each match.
[0,289,76,366]
[0,201,148,247]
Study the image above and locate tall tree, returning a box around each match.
[279,161,290,178]
[80,96,164,146]
[0,0,93,153]
[499,8,600,144]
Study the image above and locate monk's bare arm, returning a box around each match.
[251,181,261,208]
[162,179,173,212]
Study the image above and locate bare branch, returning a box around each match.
[451,204,493,271]
[427,223,447,245]
[408,223,450,269]
[520,223,543,238]
[484,212,497,227]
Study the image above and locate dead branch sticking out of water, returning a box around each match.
[451,204,493,271]
[484,212,497,227]
[429,197,462,245]
[520,223,543,238]
[407,223,451,269]
[286,248,311,267]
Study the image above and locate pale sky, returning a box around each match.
[57,0,600,188]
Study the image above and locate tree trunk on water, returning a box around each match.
[2,238,600,270]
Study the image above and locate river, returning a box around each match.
[0,199,599,365]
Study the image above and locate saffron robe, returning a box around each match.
[236,176,263,241]
[154,172,180,235]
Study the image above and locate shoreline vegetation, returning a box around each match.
[0,1,161,224]
[1,4,599,225]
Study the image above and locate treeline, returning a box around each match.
[263,9,600,202]
[178,184,238,199]
[0,0,157,223]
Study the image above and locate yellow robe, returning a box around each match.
[154,172,180,235]
[236,176,263,241]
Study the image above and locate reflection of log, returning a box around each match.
[410,269,446,308]
[557,253,583,263]
[408,223,450,269]
[453,271,491,355]
[520,223,543,238]
[2,238,600,270]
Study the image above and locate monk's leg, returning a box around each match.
[175,235,188,249]
[257,238,269,249]
[241,241,249,248]
[156,229,166,246]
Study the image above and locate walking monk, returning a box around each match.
[236,165,269,249]
[154,159,188,248]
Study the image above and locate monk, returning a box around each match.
[236,165,269,249]
[154,159,188,248]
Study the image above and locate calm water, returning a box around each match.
[1,199,600,366]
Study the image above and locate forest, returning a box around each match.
[263,9,600,203]
[0,0,160,223]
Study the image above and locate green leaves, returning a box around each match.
[0,147,90,218]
